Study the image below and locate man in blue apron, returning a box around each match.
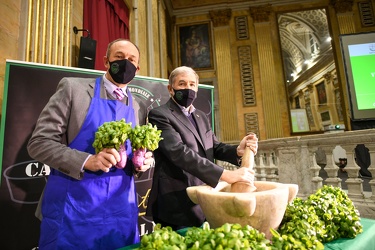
[27,39,154,249]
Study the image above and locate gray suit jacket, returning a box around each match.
[27,76,144,180]
[146,99,239,227]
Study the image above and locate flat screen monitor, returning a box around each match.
[339,32,375,120]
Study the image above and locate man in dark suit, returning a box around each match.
[27,39,154,249]
[146,66,258,230]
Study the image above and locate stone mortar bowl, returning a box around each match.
[187,181,298,239]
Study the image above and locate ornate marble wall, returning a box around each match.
[2,0,375,142]
[171,0,375,142]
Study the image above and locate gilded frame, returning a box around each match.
[177,22,213,70]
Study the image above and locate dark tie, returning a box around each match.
[113,88,125,100]
[188,114,197,130]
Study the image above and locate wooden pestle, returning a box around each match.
[230,145,257,193]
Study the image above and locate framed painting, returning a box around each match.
[316,81,327,105]
[178,22,213,70]
[320,110,331,125]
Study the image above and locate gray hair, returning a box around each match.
[169,66,199,86]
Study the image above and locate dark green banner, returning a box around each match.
[0,60,214,249]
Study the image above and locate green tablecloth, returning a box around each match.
[324,217,375,250]
[119,218,375,250]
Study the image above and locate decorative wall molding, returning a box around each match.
[249,4,272,23]
[358,1,375,27]
[330,0,354,13]
[238,46,256,106]
[209,9,232,27]
[235,16,249,40]
[244,113,260,138]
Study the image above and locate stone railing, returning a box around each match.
[219,129,375,219]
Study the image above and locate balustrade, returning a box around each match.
[218,129,375,219]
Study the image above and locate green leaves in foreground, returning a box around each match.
[137,185,363,250]
[138,222,271,250]
[273,185,363,249]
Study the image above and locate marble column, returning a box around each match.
[250,5,284,139]
[330,0,356,130]
[209,9,239,141]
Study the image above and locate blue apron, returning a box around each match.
[39,78,139,249]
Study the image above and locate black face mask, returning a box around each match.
[172,88,197,108]
[108,59,137,84]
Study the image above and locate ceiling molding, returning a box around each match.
[164,0,321,17]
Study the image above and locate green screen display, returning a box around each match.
[348,44,375,110]
[340,32,375,120]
